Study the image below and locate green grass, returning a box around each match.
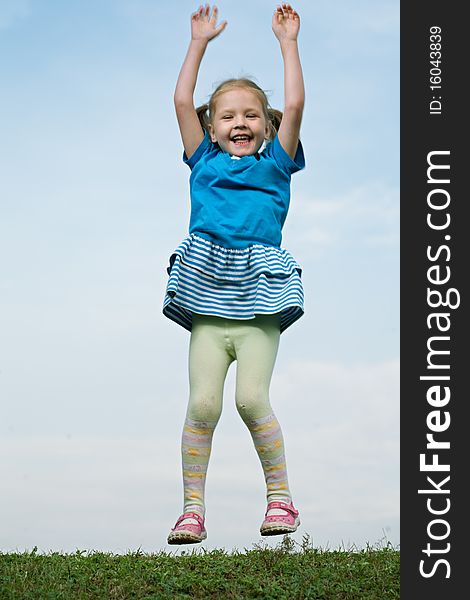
[0,535,399,600]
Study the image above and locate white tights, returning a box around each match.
[187,313,281,424]
[179,313,292,522]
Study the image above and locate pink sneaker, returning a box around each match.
[260,501,300,536]
[167,512,207,545]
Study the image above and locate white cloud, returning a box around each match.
[285,181,399,255]
[271,358,399,448]
[1,359,399,553]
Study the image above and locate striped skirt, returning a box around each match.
[162,234,304,333]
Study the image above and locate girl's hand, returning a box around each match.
[191,4,227,43]
[272,3,300,42]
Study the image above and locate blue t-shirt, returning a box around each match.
[183,132,305,249]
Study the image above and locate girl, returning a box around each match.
[164,3,305,544]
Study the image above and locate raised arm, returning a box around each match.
[272,4,305,159]
[174,5,227,159]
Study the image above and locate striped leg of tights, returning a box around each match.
[181,416,217,517]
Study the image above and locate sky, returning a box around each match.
[0,0,399,554]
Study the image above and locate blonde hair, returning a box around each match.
[196,78,282,141]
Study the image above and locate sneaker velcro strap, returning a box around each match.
[176,512,204,526]
[265,502,298,516]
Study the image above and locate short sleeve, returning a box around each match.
[183,131,213,170]
[265,135,305,175]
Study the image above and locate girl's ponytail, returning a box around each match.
[267,108,283,140]
[196,103,210,133]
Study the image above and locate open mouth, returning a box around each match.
[230,134,252,146]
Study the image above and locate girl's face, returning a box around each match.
[209,88,270,157]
